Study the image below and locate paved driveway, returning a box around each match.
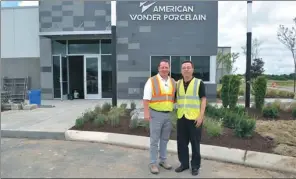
[1,138,295,178]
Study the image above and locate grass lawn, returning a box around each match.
[267,80,294,87]
[217,80,294,89]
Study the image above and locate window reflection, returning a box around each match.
[101,39,111,54]
[191,56,210,81]
[171,56,189,81]
[150,56,170,77]
[68,40,100,54]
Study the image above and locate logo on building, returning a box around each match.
[129,1,207,21]
[140,1,156,13]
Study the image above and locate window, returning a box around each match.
[150,56,211,81]
[68,40,100,54]
[101,39,111,54]
[171,56,190,81]
[191,56,210,81]
[52,40,66,55]
[150,56,169,77]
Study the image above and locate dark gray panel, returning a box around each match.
[39,0,111,32]
[41,67,52,72]
[42,88,53,94]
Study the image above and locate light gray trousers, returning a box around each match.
[149,109,172,164]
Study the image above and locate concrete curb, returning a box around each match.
[1,129,65,140]
[65,130,296,175]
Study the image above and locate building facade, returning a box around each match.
[1,1,219,101]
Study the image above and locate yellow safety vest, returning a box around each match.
[176,78,201,120]
[149,75,176,112]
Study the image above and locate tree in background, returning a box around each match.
[231,52,240,74]
[277,17,296,93]
[250,58,265,79]
[242,38,263,60]
[216,51,240,74]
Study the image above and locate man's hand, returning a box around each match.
[144,112,151,121]
[194,116,204,127]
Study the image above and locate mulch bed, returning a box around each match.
[246,108,294,121]
[70,110,275,154]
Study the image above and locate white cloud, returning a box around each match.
[16,1,295,74]
[218,1,296,75]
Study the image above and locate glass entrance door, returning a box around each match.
[53,55,68,100]
[83,55,101,99]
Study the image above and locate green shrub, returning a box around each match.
[138,120,150,132]
[129,118,139,129]
[228,75,242,109]
[94,105,102,114]
[265,89,278,98]
[108,113,120,127]
[130,101,136,110]
[271,99,281,110]
[234,117,256,138]
[292,108,296,119]
[81,110,97,122]
[262,106,279,118]
[75,117,85,128]
[232,105,246,116]
[222,111,241,129]
[93,114,107,127]
[108,106,126,117]
[220,75,241,109]
[253,76,267,110]
[102,102,112,114]
[120,103,127,110]
[205,104,226,119]
[221,75,230,108]
[204,118,223,137]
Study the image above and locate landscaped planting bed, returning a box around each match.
[70,102,276,154]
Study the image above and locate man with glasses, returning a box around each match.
[174,60,207,176]
[143,60,176,174]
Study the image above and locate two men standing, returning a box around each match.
[143,60,207,176]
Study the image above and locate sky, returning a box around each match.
[1,1,296,75]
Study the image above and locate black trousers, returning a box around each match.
[177,116,202,169]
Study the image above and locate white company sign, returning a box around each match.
[129,2,207,21]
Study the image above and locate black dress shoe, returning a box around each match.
[191,168,199,176]
[175,165,189,173]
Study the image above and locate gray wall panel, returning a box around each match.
[39,0,111,32]
[40,37,53,99]
[116,1,218,100]
[1,58,41,90]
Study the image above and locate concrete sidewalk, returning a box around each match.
[2,138,295,178]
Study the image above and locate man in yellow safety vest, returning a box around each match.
[174,60,207,176]
[143,59,176,174]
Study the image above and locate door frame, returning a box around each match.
[83,54,102,99]
[52,55,69,100]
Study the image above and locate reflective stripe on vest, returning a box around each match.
[176,78,200,108]
[150,76,175,103]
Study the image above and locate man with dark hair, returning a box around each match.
[174,60,206,176]
[143,59,176,174]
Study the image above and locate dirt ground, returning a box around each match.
[71,112,275,154]
[255,120,296,157]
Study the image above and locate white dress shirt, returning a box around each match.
[143,74,171,100]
